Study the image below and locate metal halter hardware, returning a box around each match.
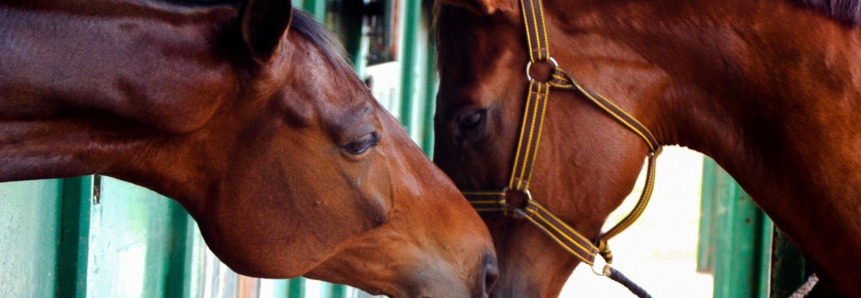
[525,57,558,81]
[460,0,663,285]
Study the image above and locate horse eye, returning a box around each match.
[458,110,486,132]
[343,132,380,155]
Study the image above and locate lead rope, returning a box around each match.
[605,267,653,298]
[789,274,819,298]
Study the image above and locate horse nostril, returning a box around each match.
[484,269,499,294]
[482,253,499,295]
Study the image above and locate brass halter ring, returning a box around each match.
[501,187,533,200]
[500,187,533,214]
[525,57,559,82]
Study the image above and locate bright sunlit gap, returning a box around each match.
[562,146,712,298]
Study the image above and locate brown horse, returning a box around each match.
[433,0,861,296]
[0,0,499,297]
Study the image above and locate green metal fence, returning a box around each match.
[698,158,819,298]
[0,179,64,297]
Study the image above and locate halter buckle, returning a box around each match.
[525,57,559,82]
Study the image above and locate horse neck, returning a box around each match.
[558,0,861,292]
[0,4,243,215]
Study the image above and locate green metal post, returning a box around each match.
[699,159,817,297]
[421,35,438,156]
[57,176,94,298]
[758,218,774,298]
[288,278,306,298]
[165,205,191,298]
[697,158,719,273]
[0,179,64,298]
[78,177,191,297]
[331,284,349,298]
[302,0,327,22]
[292,0,305,10]
[317,282,349,298]
[398,0,422,140]
[710,166,771,298]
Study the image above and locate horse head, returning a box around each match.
[433,0,861,296]
[0,0,498,296]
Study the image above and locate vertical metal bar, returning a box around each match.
[288,278,306,298]
[421,34,438,156]
[56,176,93,298]
[758,218,774,298]
[712,170,738,298]
[0,179,63,297]
[293,0,305,10]
[712,168,770,298]
[398,0,422,140]
[165,205,191,298]
[183,220,205,298]
[302,0,327,23]
[696,158,718,273]
[331,284,349,298]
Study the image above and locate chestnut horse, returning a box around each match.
[0,0,499,297]
[433,0,861,296]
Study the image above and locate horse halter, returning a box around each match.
[461,0,662,285]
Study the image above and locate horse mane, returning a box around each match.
[793,0,861,25]
[433,4,474,75]
[158,0,352,71]
[433,0,861,44]
[289,10,353,72]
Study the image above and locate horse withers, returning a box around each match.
[433,0,861,296]
[0,0,498,296]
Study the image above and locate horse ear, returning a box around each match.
[239,0,294,63]
[437,0,517,15]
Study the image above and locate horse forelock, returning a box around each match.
[433,4,476,77]
[289,10,355,78]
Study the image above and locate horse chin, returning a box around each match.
[306,248,499,298]
[487,258,574,298]
[305,269,477,298]
[488,280,556,298]
[486,276,531,298]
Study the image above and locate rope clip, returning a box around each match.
[590,255,611,277]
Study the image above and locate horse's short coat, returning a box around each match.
[0,0,498,297]
[433,0,861,296]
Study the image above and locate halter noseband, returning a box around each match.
[461,0,662,284]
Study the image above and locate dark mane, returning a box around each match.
[289,9,354,73]
[433,4,475,75]
[793,0,861,25]
[160,1,352,69]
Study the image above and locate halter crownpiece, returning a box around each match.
[461,0,660,296]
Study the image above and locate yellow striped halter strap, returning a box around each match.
[462,0,663,272]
